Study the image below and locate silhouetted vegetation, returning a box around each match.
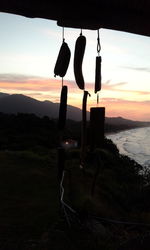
[0,112,58,150]
[0,112,150,249]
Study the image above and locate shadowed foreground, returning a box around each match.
[0,113,150,249]
[0,143,150,249]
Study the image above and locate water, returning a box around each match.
[107,127,150,167]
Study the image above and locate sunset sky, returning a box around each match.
[0,12,150,121]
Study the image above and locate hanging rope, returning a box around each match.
[62,26,65,42]
[62,27,65,86]
[60,170,82,227]
[97,92,99,105]
[62,77,64,87]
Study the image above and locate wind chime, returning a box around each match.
[54,27,104,171]
[73,29,90,168]
[54,28,71,133]
[53,27,105,223]
[95,29,102,103]
[90,29,105,151]
[54,28,71,184]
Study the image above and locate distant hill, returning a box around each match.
[105,116,150,127]
[0,92,83,121]
[0,92,149,128]
[0,92,9,99]
[105,116,150,133]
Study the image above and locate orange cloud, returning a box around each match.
[0,74,149,121]
[0,74,149,97]
[95,98,150,121]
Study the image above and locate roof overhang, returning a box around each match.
[0,0,150,36]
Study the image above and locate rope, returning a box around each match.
[97,92,99,105]
[62,77,64,87]
[60,170,80,227]
[61,27,64,86]
[60,171,150,228]
[92,215,150,227]
[62,27,65,42]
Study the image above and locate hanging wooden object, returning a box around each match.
[74,31,86,90]
[80,90,90,168]
[55,28,69,131]
[54,42,71,77]
[58,85,68,130]
[94,29,102,104]
[95,56,102,93]
[90,107,105,150]
[54,28,71,78]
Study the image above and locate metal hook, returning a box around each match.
[97,29,101,55]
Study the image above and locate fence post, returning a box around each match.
[90,107,105,150]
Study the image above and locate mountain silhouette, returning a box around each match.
[0,92,9,99]
[0,93,83,121]
[0,92,149,127]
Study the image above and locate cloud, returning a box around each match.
[0,74,61,92]
[123,66,150,73]
[101,98,150,104]
[103,87,150,95]
[0,74,150,98]
[102,80,127,87]
[0,73,149,121]
[102,81,127,90]
[100,80,150,95]
[0,73,47,83]
[1,73,150,107]
[95,98,150,121]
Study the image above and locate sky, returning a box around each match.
[0,12,150,121]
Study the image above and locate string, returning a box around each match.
[62,27,65,42]
[62,27,64,86]
[97,93,99,105]
[80,28,82,36]
[62,77,64,87]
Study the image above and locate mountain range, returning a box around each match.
[0,92,83,121]
[0,92,149,127]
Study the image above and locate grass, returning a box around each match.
[0,150,59,237]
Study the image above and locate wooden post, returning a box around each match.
[90,107,105,150]
[80,90,89,168]
[58,85,68,131]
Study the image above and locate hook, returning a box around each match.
[97,29,101,55]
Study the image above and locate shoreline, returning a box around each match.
[106,126,150,167]
[105,125,150,136]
